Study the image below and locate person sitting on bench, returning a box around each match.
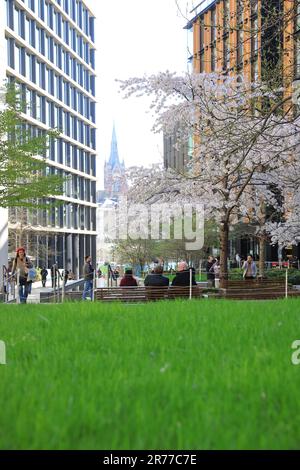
[144,265,169,287]
[119,269,138,287]
[171,261,197,286]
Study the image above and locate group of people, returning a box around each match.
[7,246,261,305]
[8,246,77,304]
[206,254,257,286]
[118,261,196,288]
[35,265,72,289]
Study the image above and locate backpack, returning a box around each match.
[27,267,37,282]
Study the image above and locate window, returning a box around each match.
[84,69,89,91]
[90,49,95,69]
[90,75,95,96]
[44,33,48,58]
[237,29,243,66]
[14,7,20,35]
[211,8,216,43]
[36,27,42,53]
[64,0,69,14]
[223,35,230,70]
[200,16,204,51]
[223,0,229,31]
[295,35,300,78]
[70,0,76,21]
[77,1,83,29]
[236,0,243,25]
[6,0,13,29]
[251,58,259,82]
[64,51,70,75]
[36,60,41,86]
[83,8,89,36]
[251,17,258,55]
[63,19,69,44]
[200,51,205,73]
[36,94,42,121]
[64,81,70,106]
[45,100,51,126]
[38,0,45,21]
[211,45,216,71]
[89,16,95,42]
[6,37,14,68]
[25,16,31,43]
[84,41,89,63]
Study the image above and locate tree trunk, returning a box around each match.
[258,236,266,277]
[220,221,229,288]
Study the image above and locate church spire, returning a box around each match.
[108,123,120,169]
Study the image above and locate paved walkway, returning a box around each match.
[27,279,81,304]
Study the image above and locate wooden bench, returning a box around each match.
[222,278,300,300]
[94,285,206,303]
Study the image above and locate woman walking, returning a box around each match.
[12,247,33,304]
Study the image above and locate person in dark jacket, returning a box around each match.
[82,255,95,300]
[119,269,138,287]
[144,265,169,287]
[41,267,48,288]
[63,270,69,286]
[171,261,197,286]
[206,255,216,287]
[51,262,62,288]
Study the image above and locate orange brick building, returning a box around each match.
[186,1,299,97]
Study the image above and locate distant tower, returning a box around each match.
[104,125,128,201]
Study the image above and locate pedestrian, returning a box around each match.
[119,269,138,287]
[210,257,221,288]
[41,266,48,288]
[206,255,216,287]
[242,255,257,280]
[51,262,61,288]
[11,247,33,304]
[113,267,120,280]
[82,255,95,300]
[171,261,197,286]
[64,269,69,286]
[235,253,241,268]
[97,267,102,278]
[144,265,169,286]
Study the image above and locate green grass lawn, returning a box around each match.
[1,299,300,450]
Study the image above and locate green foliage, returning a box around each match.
[0,82,64,208]
[1,299,300,449]
[228,267,300,285]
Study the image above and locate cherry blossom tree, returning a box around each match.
[119,72,300,285]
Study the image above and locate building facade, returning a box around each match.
[163,123,192,171]
[96,125,127,264]
[2,0,97,276]
[186,1,297,93]
[101,125,127,203]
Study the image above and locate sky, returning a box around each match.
[85,0,193,188]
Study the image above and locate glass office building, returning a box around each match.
[3,0,97,276]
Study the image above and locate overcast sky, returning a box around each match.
[85,0,193,188]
